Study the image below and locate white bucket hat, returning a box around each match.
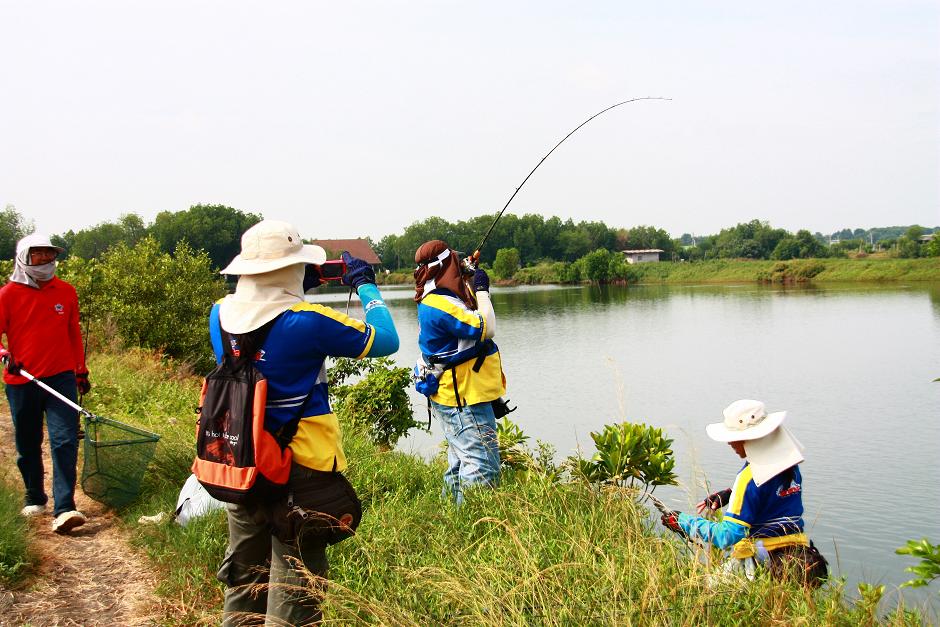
[705,399,787,443]
[220,220,326,276]
[707,399,804,486]
[16,233,65,256]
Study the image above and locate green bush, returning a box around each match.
[897,538,940,591]
[566,421,678,496]
[330,357,424,449]
[492,248,521,280]
[376,271,411,285]
[756,260,826,283]
[564,258,586,283]
[512,262,568,284]
[582,249,612,283]
[59,237,228,372]
[608,255,637,282]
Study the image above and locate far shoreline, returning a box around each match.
[373,257,940,288]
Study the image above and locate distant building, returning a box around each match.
[621,249,663,264]
[919,234,935,243]
[308,238,382,269]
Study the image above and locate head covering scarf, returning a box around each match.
[218,263,306,334]
[413,240,475,309]
[10,234,60,288]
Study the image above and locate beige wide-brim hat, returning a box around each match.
[220,219,326,276]
[705,399,788,442]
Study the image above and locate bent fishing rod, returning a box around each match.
[467,96,671,267]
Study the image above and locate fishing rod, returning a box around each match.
[466,96,671,268]
[646,493,698,552]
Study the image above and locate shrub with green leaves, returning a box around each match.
[330,357,423,449]
[566,421,677,496]
[896,538,940,592]
[492,247,521,280]
[496,418,530,470]
[582,248,612,283]
[59,237,227,372]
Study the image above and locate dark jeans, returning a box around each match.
[5,371,79,516]
[218,464,330,626]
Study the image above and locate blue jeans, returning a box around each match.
[5,371,79,516]
[430,399,501,505]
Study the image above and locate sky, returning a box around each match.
[1,1,938,242]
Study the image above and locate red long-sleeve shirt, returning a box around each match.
[0,277,87,384]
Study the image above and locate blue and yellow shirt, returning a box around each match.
[210,285,397,471]
[724,463,804,538]
[679,462,806,550]
[417,289,505,407]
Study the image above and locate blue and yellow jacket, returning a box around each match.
[209,284,398,471]
[679,463,807,552]
[417,288,505,407]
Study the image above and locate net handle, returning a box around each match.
[10,364,95,419]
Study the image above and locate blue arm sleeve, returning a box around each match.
[209,304,224,363]
[357,284,399,357]
[678,513,748,550]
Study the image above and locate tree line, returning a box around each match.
[2,203,937,271]
[376,216,939,268]
[0,203,261,270]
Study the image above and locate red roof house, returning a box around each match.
[308,238,382,266]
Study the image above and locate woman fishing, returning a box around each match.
[412,240,507,505]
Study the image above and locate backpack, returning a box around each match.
[192,317,301,504]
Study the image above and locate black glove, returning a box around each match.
[0,348,21,375]
[660,510,687,538]
[341,252,376,290]
[303,264,322,291]
[696,488,732,514]
[76,371,91,396]
[472,268,490,292]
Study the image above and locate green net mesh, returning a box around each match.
[80,415,160,509]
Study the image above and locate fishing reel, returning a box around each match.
[459,250,480,276]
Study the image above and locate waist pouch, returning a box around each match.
[270,465,362,546]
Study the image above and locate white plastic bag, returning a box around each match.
[175,473,225,526]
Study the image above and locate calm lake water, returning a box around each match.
[312,282,940,608]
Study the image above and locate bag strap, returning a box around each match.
[274,383,317,449]
[220,314,314,448]
[221,316,280,370]
[470,339,492,373]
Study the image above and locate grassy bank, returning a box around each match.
[83,350,926,625]
[628,257,940,284]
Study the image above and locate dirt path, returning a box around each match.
[0,408,164,626]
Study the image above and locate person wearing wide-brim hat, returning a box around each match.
[659,399,828,587]
[211,219,399,626]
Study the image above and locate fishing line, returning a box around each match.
[469,96,671,264]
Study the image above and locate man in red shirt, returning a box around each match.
[0,233,90,534]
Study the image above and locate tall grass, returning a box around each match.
[0,471,37,586]
[82,350,928,625]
